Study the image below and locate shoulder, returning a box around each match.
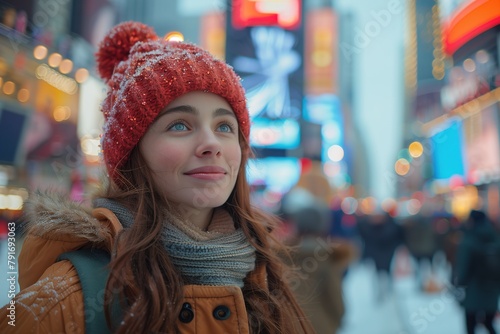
[3,260,85,333]
[18,193,118,289]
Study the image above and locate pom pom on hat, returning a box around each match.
[96,21,250,186]
[96,21,158,82]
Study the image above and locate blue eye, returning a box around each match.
[168,122,188,131]
[218,123,232,133]
[217,121,236,133]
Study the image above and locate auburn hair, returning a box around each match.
[97,131,314,333]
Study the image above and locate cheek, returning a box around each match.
[147,143,186,172]
[227,144,242,172]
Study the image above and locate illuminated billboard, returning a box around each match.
[430,119,466,181]
[247,157,301,192]
[463,105,500,184]
[250,118,300,149]
[304,9,338,95]
[231,0,302,30]
[226,0,304,151]
[0,103,31,165]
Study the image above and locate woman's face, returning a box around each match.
[140,91,242,214]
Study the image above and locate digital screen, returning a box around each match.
[227,25,304,121]
[463,105,500,182]
[247,157,301,192]
[231,0,302,30]
[0,107,29,165]
[303,94,341,124]
[250,117,300,149]
[430,120,466,180]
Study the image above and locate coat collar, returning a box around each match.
[18,192,115,289]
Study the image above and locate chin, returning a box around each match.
[188,194,230,209]
[199,199,228,209]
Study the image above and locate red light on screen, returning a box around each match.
[232,0,301,30]
[299,158,312,174]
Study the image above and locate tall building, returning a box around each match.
[335,0,407,204]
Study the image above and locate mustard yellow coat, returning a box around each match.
[0,194,272,334]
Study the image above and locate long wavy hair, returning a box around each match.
[97,129,314,333]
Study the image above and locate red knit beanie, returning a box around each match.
[95,21,249,184]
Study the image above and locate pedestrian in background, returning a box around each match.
[281,186,356,333]
[455,209,500,334]
[401,214,439,291]
[0,21,314,333]
[357,212,404,301]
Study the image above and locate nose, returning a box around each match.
[195,129,222,157]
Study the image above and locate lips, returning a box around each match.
[184,166,227,180]
[185,166,227,175]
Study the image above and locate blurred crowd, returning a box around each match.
[275,164,500,334]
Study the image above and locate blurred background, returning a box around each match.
[0,0,499,333]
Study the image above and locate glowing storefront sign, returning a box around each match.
[35,64,78,95]
[443,0,500,56]
[231,0,301,30]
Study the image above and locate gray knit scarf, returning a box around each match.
[94,198,256,287]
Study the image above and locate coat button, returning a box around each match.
[213,305,231,320]
[179,302,194,323]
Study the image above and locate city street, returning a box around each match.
[339,256,500,334]
[1,0,500,332]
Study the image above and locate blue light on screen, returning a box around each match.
[430,120,466,180]
[247,157,301,193]
[303,94,341,124]
[250,118,300,149]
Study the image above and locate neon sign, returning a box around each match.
[231,0,301,30]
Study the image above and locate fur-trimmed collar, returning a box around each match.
[22,192,110,243]
[18,192,113,289]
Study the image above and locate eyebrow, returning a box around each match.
[158,105,237,119]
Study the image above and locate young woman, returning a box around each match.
[0,21,314,333]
